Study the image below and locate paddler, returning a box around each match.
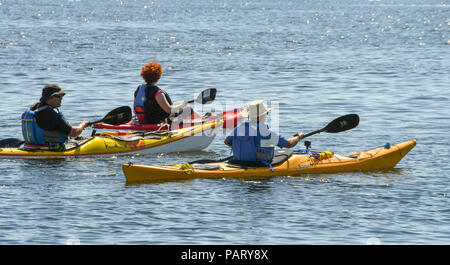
[224,100,305,164]
[21,84,89,150]
[134,61,205,125]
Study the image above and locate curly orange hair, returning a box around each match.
[141,62,162,84]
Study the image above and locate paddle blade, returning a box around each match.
[193,88,217,104]
[101,106,132,125]
[324,114,359,133]
[89,106,132,126]
[0,138,24,148]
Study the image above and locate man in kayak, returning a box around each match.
[134,61,205,125]
[224,100,305,164]
[21,84,89,149]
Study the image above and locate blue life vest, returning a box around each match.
[231,122,275,163]
[21,105,68,145]
[134,84,148,122]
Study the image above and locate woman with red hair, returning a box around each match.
[134,62,193,124]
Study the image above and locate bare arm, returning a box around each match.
[69,120,89,137]
[155,93,187,114]
[284,132,305,148]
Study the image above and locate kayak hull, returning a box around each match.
[122,139,416,183]
[94,107,245,131]
[0,122,218,158]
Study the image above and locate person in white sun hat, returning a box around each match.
[224,100,304,164]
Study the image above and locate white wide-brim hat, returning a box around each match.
[242,100,273,119]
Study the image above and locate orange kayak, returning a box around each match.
[122,139,416,183]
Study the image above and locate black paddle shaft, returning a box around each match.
[297,114,360,138]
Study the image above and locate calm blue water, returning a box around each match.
[0,0,449,244]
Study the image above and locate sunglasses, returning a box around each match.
[53,95,64,99]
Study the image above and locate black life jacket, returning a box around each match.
[134,84,173,124]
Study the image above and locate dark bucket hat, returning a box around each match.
[40,84,66,103]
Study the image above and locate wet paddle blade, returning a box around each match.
[101,106,132,125]
[324,114,359,133]
[188,88,217,104]
[300,114,360,138]
[88,106,132,126]
[0,138,24,148]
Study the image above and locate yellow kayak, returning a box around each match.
[0,122,219,158]
[122,139,416,183]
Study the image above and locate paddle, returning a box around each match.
[187,88,217,104]
[87,106,132,126]
[0,138,24,148]
[296,114,360,138]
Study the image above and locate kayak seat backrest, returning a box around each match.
[20,143,61,151]
[228,148,293,167]
[18,136,94,152]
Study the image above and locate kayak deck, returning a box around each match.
[122,139,416,183]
